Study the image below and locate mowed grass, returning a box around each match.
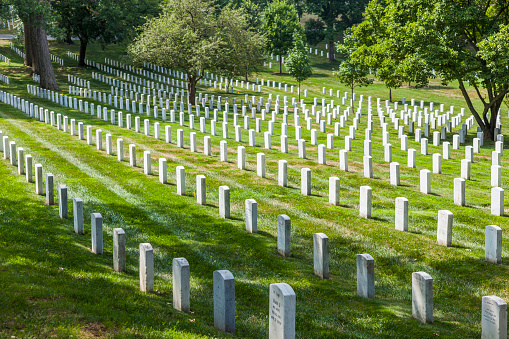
[0,40,507,338]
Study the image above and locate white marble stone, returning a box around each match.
[301,168,311,195]
[91,213,103,254]
[176,166,186,196]
[113,228,126,272]
[356,253,374,298]
[486,225,502,264]
[420,169,431,194]
[219,186,230,219]
[73,198,84,234]
[437,210,453,246]
[454,178,465,206]
[279,160,287,187]
[395,197,408,231]
[245,199,257,233]
[491,187,504,217]
[277,215,291,257]
[313,233,329,279]
[482,295,507,339]
[269,283,296,339]
[329,177,340,206]
[359,186,372,219]
[412,272,433,323]
[139,243,154,292]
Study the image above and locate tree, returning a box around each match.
[239,0,262,29]
[52,0,105,67]
[349,0,509,141]
[285,31,313,100]
[216,4,266,88]
[7,0,59,90]
[304,18,325,46]
[52,0,160,67]
[333,31,372,106]
[305,0,369,62]
[261,0,301,73]
[129,0,265,104]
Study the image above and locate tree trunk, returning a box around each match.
[78,39,88,67]
[389,88,392,102]
[351,83,354,107]
[328,40,336,62]
[298,82,301,101]
[32,15,59,90]
[279,57,282,74]
[65,31,74,44]
[23,19,33,68]
[457,78,507,141]
[188,76,197,105]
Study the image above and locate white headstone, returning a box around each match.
[356,253,374,298]
[412,272,433,323]
[437,210,453,246]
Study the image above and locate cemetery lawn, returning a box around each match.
[0,40,507,338]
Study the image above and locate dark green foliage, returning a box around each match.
[304,18,325,46]
[348,0,509,139]
[261,0,301,73]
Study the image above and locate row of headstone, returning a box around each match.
[0,53,11,65]
[4,121,508,337]
[16,83,508,228]
[0,72,9,85]
[0,120,298,337]
[17,81,509,233]
[4,52,508,338]
[9,43,25,59]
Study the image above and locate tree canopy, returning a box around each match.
[129,0,265,103]
[347,0,509,140]
[285,30,313,100]
[4,0,59,90]
[261,0,301,73]
[305,0,369,62]
[52,0,160,67]
[333,30,373,104]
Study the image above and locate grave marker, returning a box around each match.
[437,210,453,246]
[277,215,291,257]
[173,258,190,312]
[329,177,340,206]
[58,185,68,218]
[491,187,504,217]
[45,173,54,205]
[357,253,375,298]
[485,225,502,264]
[482,296,507,339]
[113,228,126,272]
[139,243,154,292]
[313,233,329,279]
[412,272,433,323]
[395,197,408,231]
[245,199,257,233]
[214,270,235,334]
[91,213,103,254]
[219,186,230,219]
[301,168,311,195]
[454,178,466,206]
[73,198,84,234]
[359,186,372,219]
[196,175,206,205]
[269,283,296,339]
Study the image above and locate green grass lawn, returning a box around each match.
[0,39,507,338]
